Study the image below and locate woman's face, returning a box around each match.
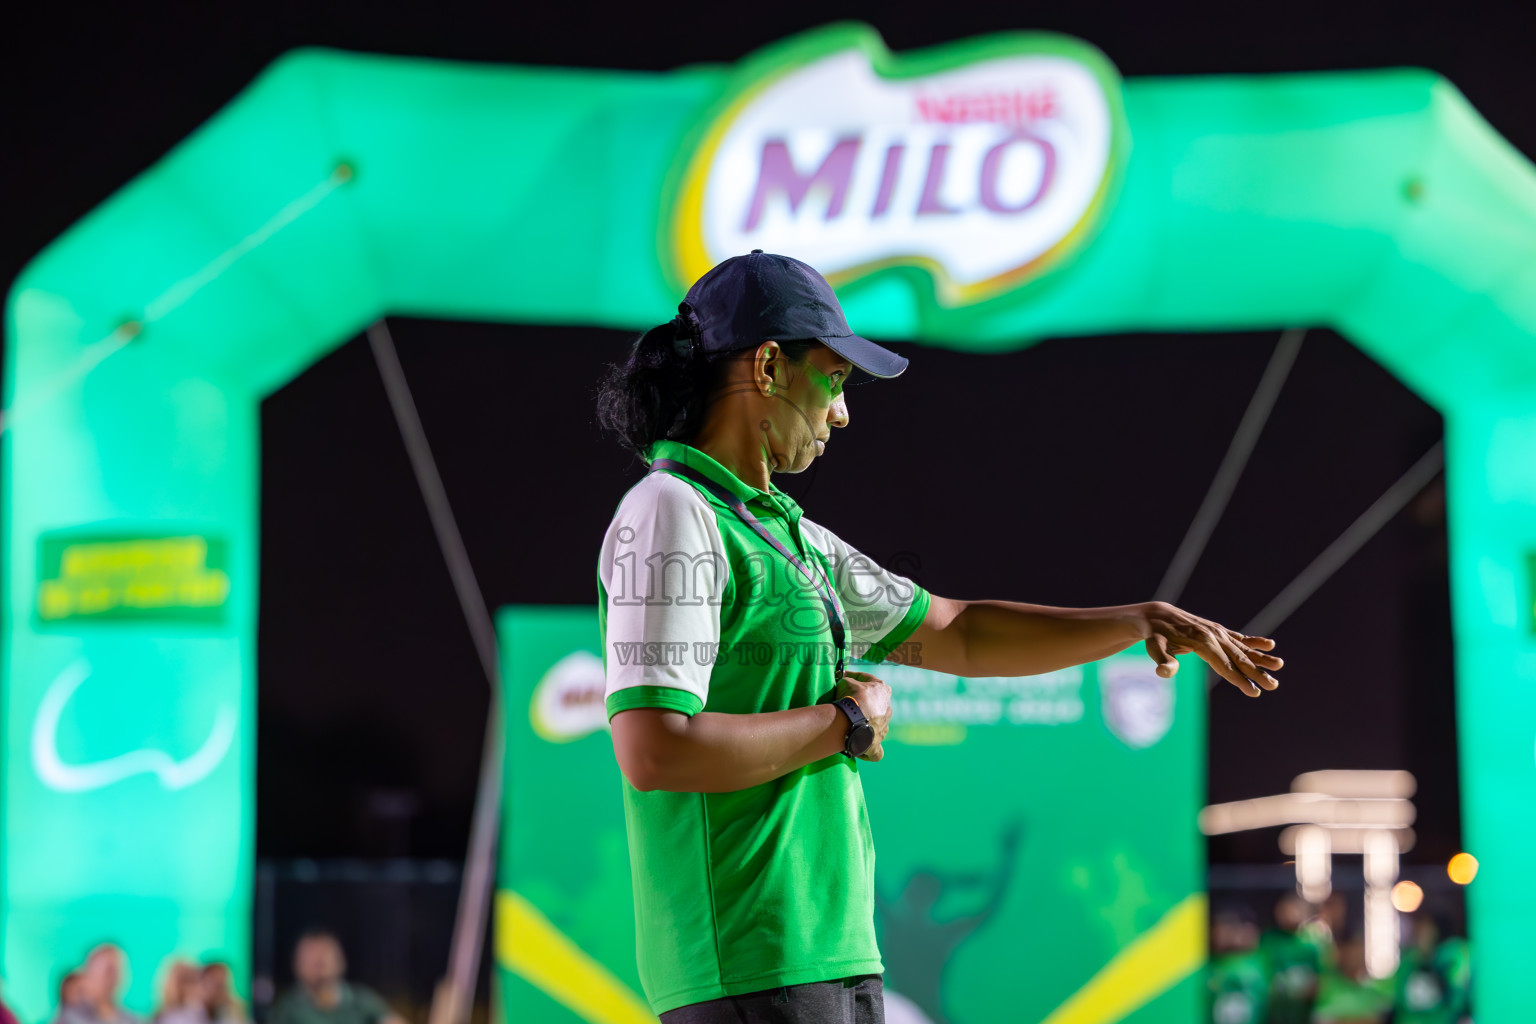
[81,948,124,1002]
[201,965,234,1006]
[757,342,852,475]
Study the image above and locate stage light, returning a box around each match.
[1390,880,1424,912]
[1448,852,1479,885]
[1291,770,1416,799]
[1294,824,1332,903]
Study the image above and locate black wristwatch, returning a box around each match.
[833,696,875,758]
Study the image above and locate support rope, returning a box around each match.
[1155,328,1306,604]
[1242,441,1445,638]
[0,165,350,436]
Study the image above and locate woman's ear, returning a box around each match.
[754,340,782,396]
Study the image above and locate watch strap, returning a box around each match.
[833,696,873,758]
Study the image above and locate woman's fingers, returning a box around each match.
[1222,633,1279,691]
[1152,611,1283,698]
[1234,633,1277,651]
[1226,631,1281,663]
[1204,631,1273,696]
[1223,633,1282,673]
[1192,628,1260,696]
[1145,633,1180,678]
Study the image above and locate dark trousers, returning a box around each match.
[659,975,884,1024]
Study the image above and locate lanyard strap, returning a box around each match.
[649,458,845,680]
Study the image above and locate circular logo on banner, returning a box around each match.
[668,25,1127,306]
[529,650,609,743]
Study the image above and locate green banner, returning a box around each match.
[494,606,1205,1024]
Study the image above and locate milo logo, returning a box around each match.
[669,26,1126,305]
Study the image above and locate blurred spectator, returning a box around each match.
[1,978,22,1024]
[1258,894,1320,1024]
[1316,894,1346,932]
[200,963,246,1024]
[49,971,84,1024]
[1208,907,1268,1024]
[1391,914,1471,1024]
[270,931,406,1024]
[155,960,204,1024]
[1289,892,1343,990]
[1312,933,1393,1024]
[57,945,141,1024]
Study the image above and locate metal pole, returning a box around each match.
[366,319,502,1024]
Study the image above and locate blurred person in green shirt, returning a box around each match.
[1308,893,1349,972]
[1312,933,1393,1024]
[270,932,406,1024]
[1209,908,1269,1024]
[1259,894,1321,1024]
[1392,914,1471,1024]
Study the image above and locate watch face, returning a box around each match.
[848,722,876,757]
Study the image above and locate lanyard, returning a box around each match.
[649,458,845,681]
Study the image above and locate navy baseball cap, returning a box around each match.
[679,251,909,379]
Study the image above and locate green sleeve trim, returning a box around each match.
[859,586,931,664]
[606,685,704,720]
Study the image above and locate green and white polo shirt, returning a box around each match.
[596,438,930,1015]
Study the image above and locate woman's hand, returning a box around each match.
[1139,601,1283,697]
[836,670,892,761]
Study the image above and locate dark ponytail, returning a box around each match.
[595,304,820,458]
[596,303,721,458]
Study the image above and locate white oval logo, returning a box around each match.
[529,650,609,743]
[670,28,1125,305]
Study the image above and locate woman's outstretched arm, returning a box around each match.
[906,596,1283,696]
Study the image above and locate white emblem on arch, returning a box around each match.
[31,659,237,792]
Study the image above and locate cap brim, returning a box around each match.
[818,333,908,379]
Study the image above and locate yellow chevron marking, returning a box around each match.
[1039,893,1208,1024]
[495,889,658,1024]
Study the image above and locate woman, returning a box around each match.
[595,250,1282,1024]
[47,971,82,1024]
[55,946,140,1024]
[153,959,203,1024]
[198,963,246,1024]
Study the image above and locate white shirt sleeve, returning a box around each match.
[598,472,727,715]
[800,517,930,662]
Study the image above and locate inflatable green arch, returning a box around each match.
[6,23,1536,1019]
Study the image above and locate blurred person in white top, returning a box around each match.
[56,945,141,1024]
[200,964,245,1024]
[154,960,204,1024]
